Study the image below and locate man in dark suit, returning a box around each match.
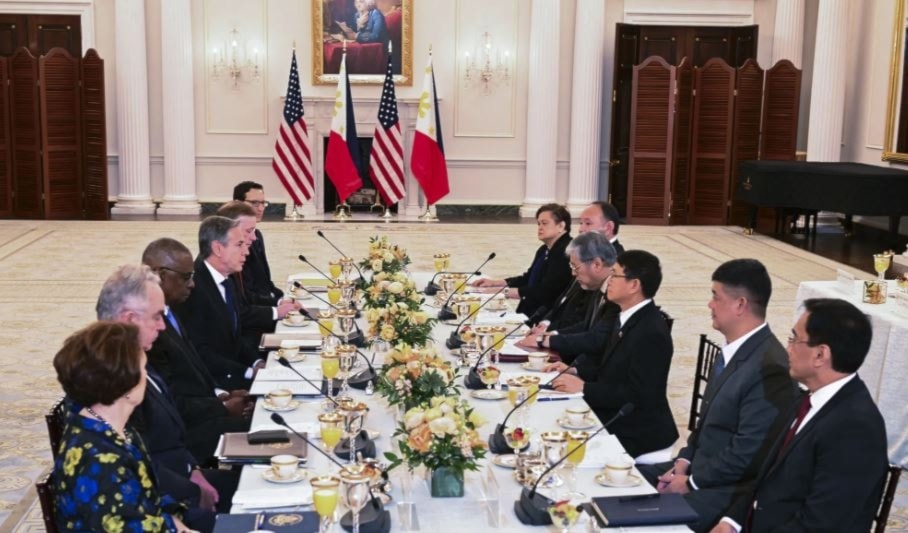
[549,250,678,459]
[712,298,888,533]
[141,238,253,461]
[233,181,284,304]
[639,259,798,532]
[579,200,624,255]
[174,216,263,390]
[516,231,618,365]
[96,265,238,530]
[473,203,574,317]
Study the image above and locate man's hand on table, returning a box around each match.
[550,373,584,393]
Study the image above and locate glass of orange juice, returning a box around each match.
[329,260,342,280]
[327,283,342,306]
[318,412,344,450]
[565,430,589,498]
[310,474,340,533]
[318,310,335,338]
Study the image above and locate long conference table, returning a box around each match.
[224,272,690,531]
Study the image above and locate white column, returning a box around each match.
[158,0,200,215]
[111,0,155,215]
[806,0,849,162]
[566,0,605,216]
[772,0,805,68]
[521,0,561,218]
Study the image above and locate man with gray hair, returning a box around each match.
[517,231,619,364]
[174,216,262,390]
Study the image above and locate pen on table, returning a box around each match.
[537,396,570,402]
[254,511,264,529]
[618,493,660,503]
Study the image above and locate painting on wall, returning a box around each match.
[312,0,413,85]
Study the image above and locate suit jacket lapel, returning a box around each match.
[146,368,185,431]
[195,257,237,337]
[599,301,653,369]
[703,327,773,404]
[164,322,217,392]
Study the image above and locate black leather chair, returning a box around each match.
[35,469,58,533]
[45,397,68,459]
[688,334,722,432]
[874,465,903,533]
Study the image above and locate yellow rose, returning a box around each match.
[387,281,404,294]
[383,251,395,262]
[404,408,426,430]
[424,407,443,421]
[428,416,458,437]
[412,311,428,325]
[406,360,423,378]
[371,259,383,272]
[374,272,388,282]
[380,324,397,342]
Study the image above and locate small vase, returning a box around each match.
[430,466,464,498]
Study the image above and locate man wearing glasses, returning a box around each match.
[639,259,798,532]
[233,181,284,305]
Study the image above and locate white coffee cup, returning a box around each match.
[279,340,301,358]
[267,388,293,408]
[526,352,549,370]
[286,312,306,325]
[604,457,634,484]
[270,454,299,479]
[565,405,591,425]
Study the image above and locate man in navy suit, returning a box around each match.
[712,298,888,533]
[638,259,798,532]
[233,181,285,305]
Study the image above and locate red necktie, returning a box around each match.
[778,394,812,457]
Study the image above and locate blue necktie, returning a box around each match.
[221,279,238,332]
[165,310,181,336]
[712,355,726,380]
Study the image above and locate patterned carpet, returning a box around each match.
[0,220,904,531]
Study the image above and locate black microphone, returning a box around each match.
[292,281,335,309]
[276,355,339,405]
[316,230,366,280]
[424,270,481,295]
[487,360,580,454]
[298,308,376,390]
[438,252,496,320]
[270,413,387,526]
[297,254,335,283]
[516,403,635,526]
[445,285,509,349]
[463,321,526,390]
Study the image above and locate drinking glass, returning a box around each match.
[329,260,343,280]
[340,257,355,281]
[318,311,335,338]
[565,431,589,498]
[547,502,581,533]
[874,253,892,281]
[540,431,568,490]
[337,344,356,394]
[335,309,356,342]
[433,253,447,273]
[319,413,344,450]
[321,352,340,407]
[504,426,531,454]
[339,469,371,533]
[327,283,342,306]
[310,475,341,533]
[479,364,500,390]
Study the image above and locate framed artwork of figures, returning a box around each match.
[312,0,413,86]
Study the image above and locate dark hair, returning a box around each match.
[198,216,239,259]
[141,238,192,268]
[802,298,872,374]
[590,201,621,235]
[536,203,571,234]
[711,259,772,319]
[54,321,144,406]
[216,200,256,220]
[616,250,662,298]
[233,181,263,201]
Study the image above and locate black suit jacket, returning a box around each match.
[174,258,259,390]
[611,238,625,256]
[726,376,888,532]
[506,232,573,317]
[579,301,678,457]
[548,295,619,363]
[242,229,284,305]
[534,281,594,331]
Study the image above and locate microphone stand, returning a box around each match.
[317,230,366,281]
[437,252,496,320]
[297,254,335,284]
[463,322,525,390]
[270,413,390,533]
[424,270,481,295]
[515,404,634,526]
[292,281,364,331]
[275,356,340,403]
[487,360,579,454]
[299,309,376,391]
[445,285,509,349]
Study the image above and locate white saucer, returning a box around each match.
[274,350,307,363]
[262,469,307,484]
[470,389,508,401]
[519,362,548,372]
[492,454,518,469]
[281,319,310,328]
[594,472,643,488]
[557,417,598,430]
[262,399,301,412]
[289,291,313,300]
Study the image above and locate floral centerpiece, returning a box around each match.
[361,272,435,347]
[358,235,411,278]
[375,344,458,409]
[385,397,488,497]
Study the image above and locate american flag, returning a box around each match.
[272,50,314,205]
[369,55,405,205]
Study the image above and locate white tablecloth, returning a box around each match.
[795,281,908,468]
[230,271,690,531]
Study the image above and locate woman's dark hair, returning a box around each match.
[54,321,144,406]
[536,203,571,234]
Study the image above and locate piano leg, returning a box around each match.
[890,216,901,238]
[843,215,854,237]
[745,207,757,235]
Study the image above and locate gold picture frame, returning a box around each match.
[883,0,908,162]
[312,0,413,86]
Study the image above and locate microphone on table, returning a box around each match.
[424,270,481,296]
[487,359,580,454]
[316,230,366,280]
[270,413,388,528]
[437,252,496,320]
[297,255,335,282]
[515,403,635,526]
[298,308,377,391]
[463,321,526,390]
[445,284,510,349]
[275,356,339,405]
[292,281,363,325]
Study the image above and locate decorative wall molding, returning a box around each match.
[624,12,753,26]
[0,0,96,51]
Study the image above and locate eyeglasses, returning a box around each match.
[608,274,628,280]
[569,263,584,272]
[158,266,194,282]
[786,334,810,346]
[247,200,270,208]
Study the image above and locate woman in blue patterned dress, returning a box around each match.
[52,321,194,532]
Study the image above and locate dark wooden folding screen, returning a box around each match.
[627,57,800,226]
[0,46,106,220]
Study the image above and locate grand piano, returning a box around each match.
[737,160,908,235]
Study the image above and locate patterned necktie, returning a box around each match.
[221,279,238,332]
[712,354,726,380]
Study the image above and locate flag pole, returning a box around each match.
[418,44,439,223]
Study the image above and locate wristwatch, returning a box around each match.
[536,335,546,348]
